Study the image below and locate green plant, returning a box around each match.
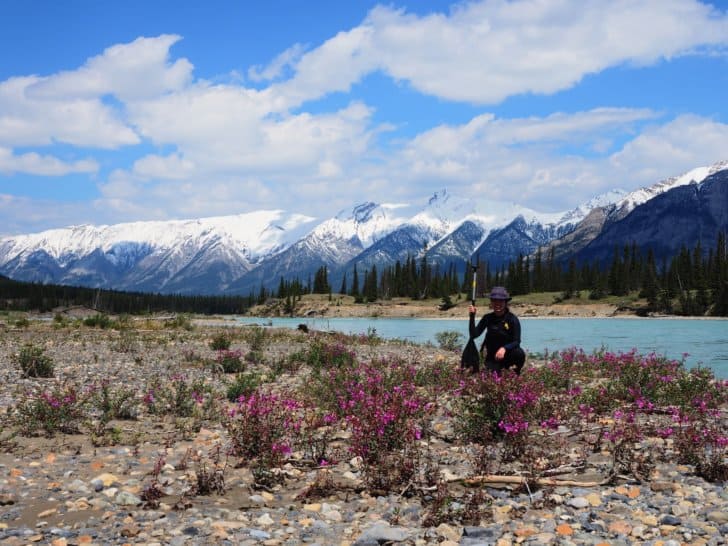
[15,385,85,435]
[435,330,464,351]
[15,344,54,378]
[14,317,30,329]
[217,350,244,373]
[83,314,112,329]
[164,314,194,330]
[88,380,137,421]
[226,371,262,402]
[241,325,267,351]
[209,332,232,351]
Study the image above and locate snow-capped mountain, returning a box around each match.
[0,211,318,294]
[544,160,728,264]
[0,160,725,295]
[570,166,728,266]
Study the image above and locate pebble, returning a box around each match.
[0,326,726,546]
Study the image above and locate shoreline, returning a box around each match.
[240,298,726,321]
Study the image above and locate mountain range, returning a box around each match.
[1,161,726,295]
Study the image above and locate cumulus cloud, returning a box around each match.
[273,0,728,106]
[26,34,192,102]
[0,147,98,176]
[0,76,139,149]
[1,1,728,234]
[248,43,307,82]
[385,108,728,210]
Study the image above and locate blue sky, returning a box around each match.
[1,0,727,236]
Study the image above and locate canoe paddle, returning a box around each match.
[461,261,480,372]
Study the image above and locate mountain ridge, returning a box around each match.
[1,160,726,295]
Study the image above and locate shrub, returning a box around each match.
[224,391,301,469]
[142,375,213,418]
[15,385,85,435]
[226,371,262,402]
[209,332,232,351]
[435,330,464,352]
[87,380,137,421]
[241,325,267,351]
[83,314,112,329]
[15,344,54,378]
[164,314,194,330]
[14,317,30,329]
[455,370,555,461]
[217,350,244,374]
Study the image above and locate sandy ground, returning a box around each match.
[248,299,628,320]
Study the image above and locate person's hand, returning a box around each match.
[468,305,477,315]
[495,347,506,360]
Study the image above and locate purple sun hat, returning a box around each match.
[487,286,511,301]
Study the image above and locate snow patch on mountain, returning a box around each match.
[618,160,728,212]
[0,210,318,268]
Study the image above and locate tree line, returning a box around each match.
[0,275,254,315]
[269,232,728,317]
[4,232,726,317]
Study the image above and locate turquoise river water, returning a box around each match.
[236,316,728,379]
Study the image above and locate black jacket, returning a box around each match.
[469,310,522,361]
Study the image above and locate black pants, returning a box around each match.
[484,347,526,375]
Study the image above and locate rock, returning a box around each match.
[706,511,728,525]
[660,515,682,526]
[436,523,461,541]
[354,522,411,545]
[249,529,271,540]
[91,473,119,488]
[114,491,142,506]
[566,497,590,509]
[256,513,275,526]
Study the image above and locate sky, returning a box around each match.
[1,0,728,236]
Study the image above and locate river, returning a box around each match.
[235,316,728,379]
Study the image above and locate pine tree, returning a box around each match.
[350,265,360,297]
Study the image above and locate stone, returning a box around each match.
[706,511,728,525]
[256,513,275,526]
[436,523,461,541]
[556,523,574,536]
[607,520,633,535]
[566,497,590,509]
[660,515,682,526]
[91,473,119,488]
[354,522,411,545]
[114,491,141,506]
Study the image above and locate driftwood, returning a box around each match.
[451,473,613,488]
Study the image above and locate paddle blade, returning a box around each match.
[461,339,480,371]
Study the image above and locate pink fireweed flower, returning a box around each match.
[540,417,559,430]
[657,427,674,438]
[498,419,529,434]
[635,397,655,411]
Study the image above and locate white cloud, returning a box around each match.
[0,76,139,149]
[26,34,192,102]
[274,0,728,105]
[0,147,98,176]
[385,109,728,210]
[610,115,728,184]
[248,43,307,82]
[1,2,728,235]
